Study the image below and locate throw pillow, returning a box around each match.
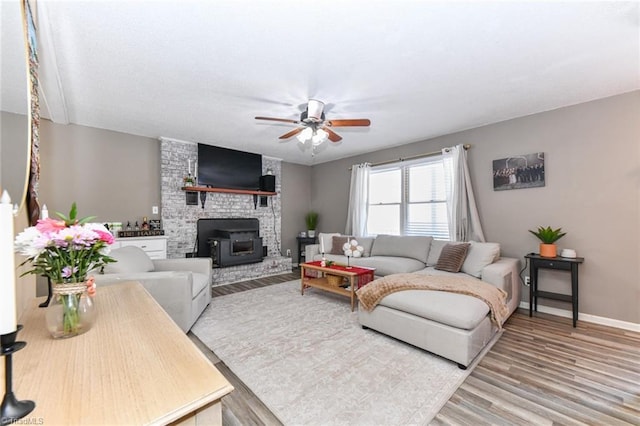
[427,239,450,266]
[330,236,352,255]
[370,235,433,263]
[435,243,470,273]
[103,246,155,274]
[461,241,501,278]
[318,232,340,254]
[356,237,375,257]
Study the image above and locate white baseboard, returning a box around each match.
[518,301,640,332]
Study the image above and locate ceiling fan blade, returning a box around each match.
[255,116,299,124]
[321,126,342,143]
[279,127,304,140]
[326,119,371,127]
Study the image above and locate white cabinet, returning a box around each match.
[113,236,168,259]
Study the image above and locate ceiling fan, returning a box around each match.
[255,99,371,145]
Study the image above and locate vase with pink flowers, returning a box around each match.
[14,203,116,338]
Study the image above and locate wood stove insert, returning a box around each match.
[196,218,264,267]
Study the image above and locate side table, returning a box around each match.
[525,253,585,327]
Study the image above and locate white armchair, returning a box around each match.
[94,246,212,332]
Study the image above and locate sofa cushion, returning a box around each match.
[370,235,433,263]
[461,241,501,278]
[331,236,352,255]
[377,289,490,330]
[352,256,425,276]
[414,267,468,278]
[435,243,470,273]
[427,240,450,266]
[104,246,155,274]
[318,232,341,254]
[356,237,375,257]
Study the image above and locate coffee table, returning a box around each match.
[300,260,376,311]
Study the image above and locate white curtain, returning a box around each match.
[345,163,371,236]
[442,145,485,242]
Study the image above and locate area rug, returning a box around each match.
[192,280,499,425]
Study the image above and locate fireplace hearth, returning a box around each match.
[196,218,263,267]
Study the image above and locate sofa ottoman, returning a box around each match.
[358,289,497,368]
[358,256,520,368]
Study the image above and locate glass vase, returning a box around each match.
[45,282,96,339]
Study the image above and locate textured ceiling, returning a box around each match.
[2,1,639,165]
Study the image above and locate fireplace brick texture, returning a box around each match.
[160,137,291,285]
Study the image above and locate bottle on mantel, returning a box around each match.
[142,217,149,230]
[126,221,132,231]
[134,221,140,231]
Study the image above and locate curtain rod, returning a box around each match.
[348,144,471,170]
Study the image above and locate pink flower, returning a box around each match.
[62,266,78,279]
[95,230,114,245]
[14,203,116,285]
[35,218,66,235]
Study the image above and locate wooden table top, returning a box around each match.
[301,261,376,276]
[1,281,233,425]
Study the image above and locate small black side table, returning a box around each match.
[296,236,317,266]
[526,253,585,327]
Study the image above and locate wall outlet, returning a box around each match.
[152,205,159,215]
[524,276,530,286]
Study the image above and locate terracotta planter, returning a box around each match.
[539,243,557,258]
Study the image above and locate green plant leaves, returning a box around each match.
[528,226,567,244]
[305,211,319,230]
[54,202,96,225]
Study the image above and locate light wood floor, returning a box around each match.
[188,271,640,425]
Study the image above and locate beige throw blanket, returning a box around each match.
[356,273,509,328]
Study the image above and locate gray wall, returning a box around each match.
[0,111,29,205]
[281,161,313,264]
[311,91,640,324]
[39,119,162,223]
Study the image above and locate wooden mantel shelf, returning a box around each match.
[181,186,276,208]
[181,186,276,196]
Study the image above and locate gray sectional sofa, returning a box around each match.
[306,233,521,367]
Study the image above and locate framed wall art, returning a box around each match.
[493,152,545,191]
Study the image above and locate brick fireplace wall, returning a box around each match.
[160,137,291,285]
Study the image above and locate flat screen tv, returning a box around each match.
[197,144,262,190]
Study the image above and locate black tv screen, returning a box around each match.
[197,144,262,190]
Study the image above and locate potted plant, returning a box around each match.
[183,174,196,187]
[528,226,566,258]
[305,211,319,238]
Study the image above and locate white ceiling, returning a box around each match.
[2,1,639,165]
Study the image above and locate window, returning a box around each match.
[367,156,449,239]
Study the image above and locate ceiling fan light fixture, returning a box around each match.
[306,99,324,122]
[312,129,328,146]
[296,127,314,143]
[255,99,371,153]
